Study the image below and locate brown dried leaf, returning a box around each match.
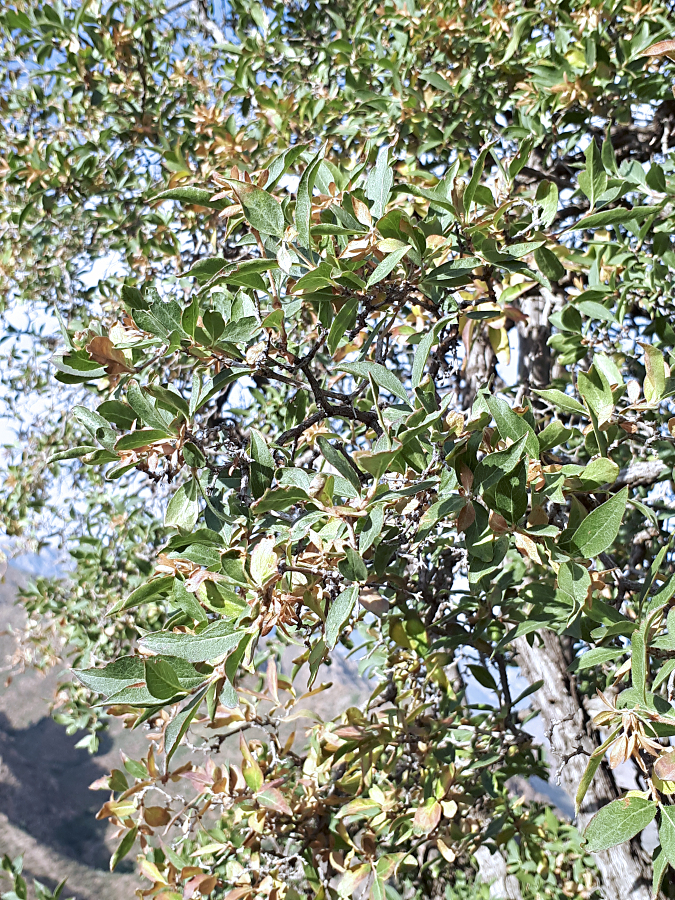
[257,786,292,816]
[266,657,279,704]
[86,336,134,375]
[413,798,441,835]
[351,196,373,228]
[527,504,549,528]
[437,836,456,862]
[460,463,474,493]
[488,510,510,535]
[184,874,218,899]
[608,733,628,768]
[359,587,389,617]
[456,501,476,533]
[655,751,675,781]
[514,531,540,563]
[144,805,171,827]
[642,40,675,58]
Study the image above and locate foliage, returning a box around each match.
[4,0,675,897]
[1,855,74,900]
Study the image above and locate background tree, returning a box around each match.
[3,0,675,898]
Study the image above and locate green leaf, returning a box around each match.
[537,421,572,453]
[249,429,275,500]
[537,392,582,424]
[577,139,607,209]
[73,656,144,697]
[464,143,494,211]
[182,294,199,336]
[366,147,394,219]
[295,144,325,248]
[325,585,359,650]
[185,257,231,281]
[220,316,261,343]
[251,485,309,513]
[584,796,657,852]
[328,297,359,355]
[641,342,666,403]
[153,186,228,210]
[182,441,205,468]
[48,445,99,463]
[366,245,410,288]
[486,397,539,458]
[659,804,675,868]
[577,366,614,425]
[411,316,451,389]
[653,846,668,900]
[223,178,285,237]
[145,385,190,419]
[474,433,528,492]
[468,665,498,692]
[575,753,602,815]
[339,361,408,403]
[570,205,658,231]
[359,504,385,554]
[173,579,207,624]
[557,561,591,608]
[534,246,565,282]
[338,547,368,583]
[165,479,200,530]
[110,826,137,872]
[98,400,136,429]
[144,658,184,700]
[107,575,174,616]
[490,461,527,523]
[140,621,247,663]
[164,687,208,766]
[317,437,362,494]
[578,299,617,324]
[266,143,309,189]
[419,70,453,92]
[579,458,619,489]
[631,630,647,700]
[250,537,278,587]
[72,405,117,448]
[653,658,675,692]
[572,647,623,671]
[411,328,437,390]
[114,429,172,451]
[569,488,628,558]
[536,180,559,227]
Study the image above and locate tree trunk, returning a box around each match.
[515,632,652,899]
[514,292,652,897]
[459,294,654,896]
[474,845,522,899]
[517,291,555,393]
[461,322,497,409]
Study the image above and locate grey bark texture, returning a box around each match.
[515,632,652,900]
[460,293,654,898]
[474,845,522,899]
[512,291,653,899]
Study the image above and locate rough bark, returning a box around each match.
[517,292,555,393]
[460,295,654,897]
[474,845,522,899]
[461,322,497,409]
[515,632,652,899]
[513,293,652,897]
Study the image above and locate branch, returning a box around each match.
[614,460,668,489]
